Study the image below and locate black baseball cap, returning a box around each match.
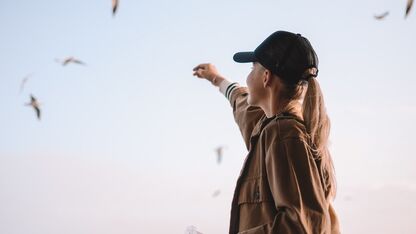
[233,31,319,82]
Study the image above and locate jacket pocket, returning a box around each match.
[238,176,273,205]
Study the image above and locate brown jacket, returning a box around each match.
[227,87,340,234]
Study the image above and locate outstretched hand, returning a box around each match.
[193,63,224,86]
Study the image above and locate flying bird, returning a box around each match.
[19,73,33,93]
[112,0,118,16]
[214,146,226,164]
[55,57,86,66]
[374,11,389,20]
[406,0,414,18]
[26,94,41,120]
[212,189,221,198]
[185,226,203,234]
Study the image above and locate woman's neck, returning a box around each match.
[260,94,302,119]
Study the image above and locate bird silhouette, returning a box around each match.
[406,0,414,18]
[214,146,226,164]
[112,0,118,16]
[374,11,389,20]
[185,226,203,234]
[212,189,221,198]
[55,57,86,66]
[26,94,41,120]
[19,73,33,94]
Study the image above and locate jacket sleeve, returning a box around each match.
[262,137,332,234]
[228,87,264,150]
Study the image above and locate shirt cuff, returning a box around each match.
[219,80,240,100]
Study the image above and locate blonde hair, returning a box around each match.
[302,77,336,199]
[279,74,337,200]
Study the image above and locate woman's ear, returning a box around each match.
[263,69,272,88]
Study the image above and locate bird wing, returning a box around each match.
[20,77,29,93]
[34,106,41,120]
[212,190,220,197]
[374,11,389,19]
[72,59,86,65]
[406,0,414,18]
[62,57,72,66]
[215,147,223,164]
[112,0,118,15]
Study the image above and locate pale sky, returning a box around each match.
[1,0,415,233]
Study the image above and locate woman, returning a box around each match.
[193,31,340,234]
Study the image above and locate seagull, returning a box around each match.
[406,0,414,18]
[374,11,389,20]
[19,73,33,93]
[185,226,203,234]
[55,57,86,66]
[112,0,118,16]
[214,146,226,164]
[25,94,41,120]
[212,189,221,198]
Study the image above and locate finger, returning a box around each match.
[193,64,203,71]
[193,71,202,78]
[193,63,208,71]
[193,66,204,72]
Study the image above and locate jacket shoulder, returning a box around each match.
[262,116,308,143]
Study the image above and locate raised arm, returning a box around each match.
[193,63,264,150]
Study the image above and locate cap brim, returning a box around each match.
[233,52,256,63]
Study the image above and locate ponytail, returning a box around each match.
[302,77,337,199]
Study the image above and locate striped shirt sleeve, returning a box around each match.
[219,80,240,100]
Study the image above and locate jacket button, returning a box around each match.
[254,187,260,201]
